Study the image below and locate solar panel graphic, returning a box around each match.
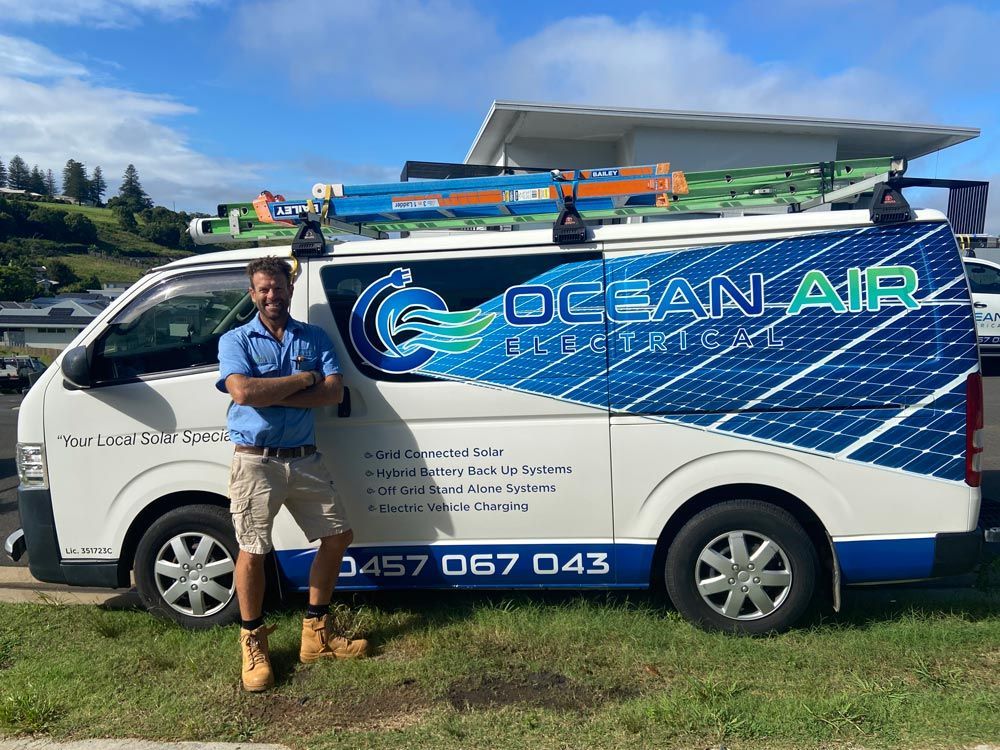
[341,220,977,484]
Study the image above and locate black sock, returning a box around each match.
[241,616,264,631]
[306,603,328,620]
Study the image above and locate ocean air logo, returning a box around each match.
[350,268,496,373]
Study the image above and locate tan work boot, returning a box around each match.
[300,614,369,663]
[239,624,276,692]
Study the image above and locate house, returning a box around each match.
[0,296,108,350]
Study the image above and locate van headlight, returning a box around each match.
[16,443,48,489]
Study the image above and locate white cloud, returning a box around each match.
[0,30,408,212]
[0,35,87,78]
[0,0,218,27]
[0,39,261,211]
[494,16,927,121]
[232,5,929,122]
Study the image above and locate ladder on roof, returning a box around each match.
[188,156,906,248]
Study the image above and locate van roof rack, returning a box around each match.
[188,156,907,249]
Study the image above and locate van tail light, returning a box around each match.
[966,372,984,487]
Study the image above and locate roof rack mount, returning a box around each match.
[189,156,905,248]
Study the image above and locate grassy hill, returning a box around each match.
[46,203,194,283]
[0,197,204,295]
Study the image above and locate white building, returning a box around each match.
[0,297,108,350]
[466,101,977,178]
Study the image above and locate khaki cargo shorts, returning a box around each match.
[228,451,350,555]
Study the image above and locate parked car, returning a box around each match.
[963,257,1000,357]
[0,356,46,393]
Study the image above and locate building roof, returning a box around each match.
[0,301,103,327]
[465,100,980,166]
[31,294,110,311]
[0,314,93,327]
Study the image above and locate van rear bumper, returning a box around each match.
[930,531,983,577]
[17,487,123,588]
[834,530,983,584]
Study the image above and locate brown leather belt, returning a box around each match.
[235,445,317,459]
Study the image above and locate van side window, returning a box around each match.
[966,262,1000,294]
[321,253,600,382]
[89,270,253,384]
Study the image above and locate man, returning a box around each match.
[217,256,368,693]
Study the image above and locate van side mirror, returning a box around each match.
[61,346,92,389]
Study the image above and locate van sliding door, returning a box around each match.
[292,245,616,590]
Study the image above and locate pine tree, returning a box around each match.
[28,166,45,195]
[44,169,57,197]
[7,156,29,190]
[61,159,89,204]
[90,166,107,206]
[0,158,6,189]
[118,163,153,211]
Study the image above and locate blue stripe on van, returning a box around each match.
[833,536,936,583]
[275,541,657,591]
[277,538,944,590]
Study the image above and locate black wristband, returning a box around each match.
[310,371,319,386]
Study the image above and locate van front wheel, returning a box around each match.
[664,500,817,634]
[134,505,240,629]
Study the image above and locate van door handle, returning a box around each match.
[974,302,988,308]
[338,386,351,418]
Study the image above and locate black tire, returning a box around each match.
[134,504,240,629]
[664,500,818,635]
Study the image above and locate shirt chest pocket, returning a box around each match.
[292,346,318,372]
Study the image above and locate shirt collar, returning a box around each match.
[248,314,303,338]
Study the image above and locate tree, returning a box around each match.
[7,156,29,190]
[90,166,107,206]
[63,213,97,243]
[28,166,45,195]
[117,163,153,211]
[61,159,89,204]
[27,207,69,240]
[46,260,78,287]
[44,170,57,197]
[113,203,138,232]
[0,265,39,301]
[0,159,6,188]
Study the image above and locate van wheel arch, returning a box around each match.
[118,491,229,586]
[120,492,283,627]
[650,484,836,611]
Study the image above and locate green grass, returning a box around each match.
[51,254,146,284]
[47,202,119,226]
[0,586,997,749]
[35,201,195,260]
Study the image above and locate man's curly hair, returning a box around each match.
[246,256,292,285]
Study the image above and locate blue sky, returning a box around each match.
[1,0,998,229]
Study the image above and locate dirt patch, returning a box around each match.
[446,669,629,713]
[234,680,432,739]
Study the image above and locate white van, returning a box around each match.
[964,256,1000,357]
[7,202,988,634]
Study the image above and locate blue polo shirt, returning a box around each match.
[216,315,340,447]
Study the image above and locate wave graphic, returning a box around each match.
[393,307,496,355]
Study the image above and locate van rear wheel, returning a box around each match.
[134,505,239,629]
[664,500,818,634]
